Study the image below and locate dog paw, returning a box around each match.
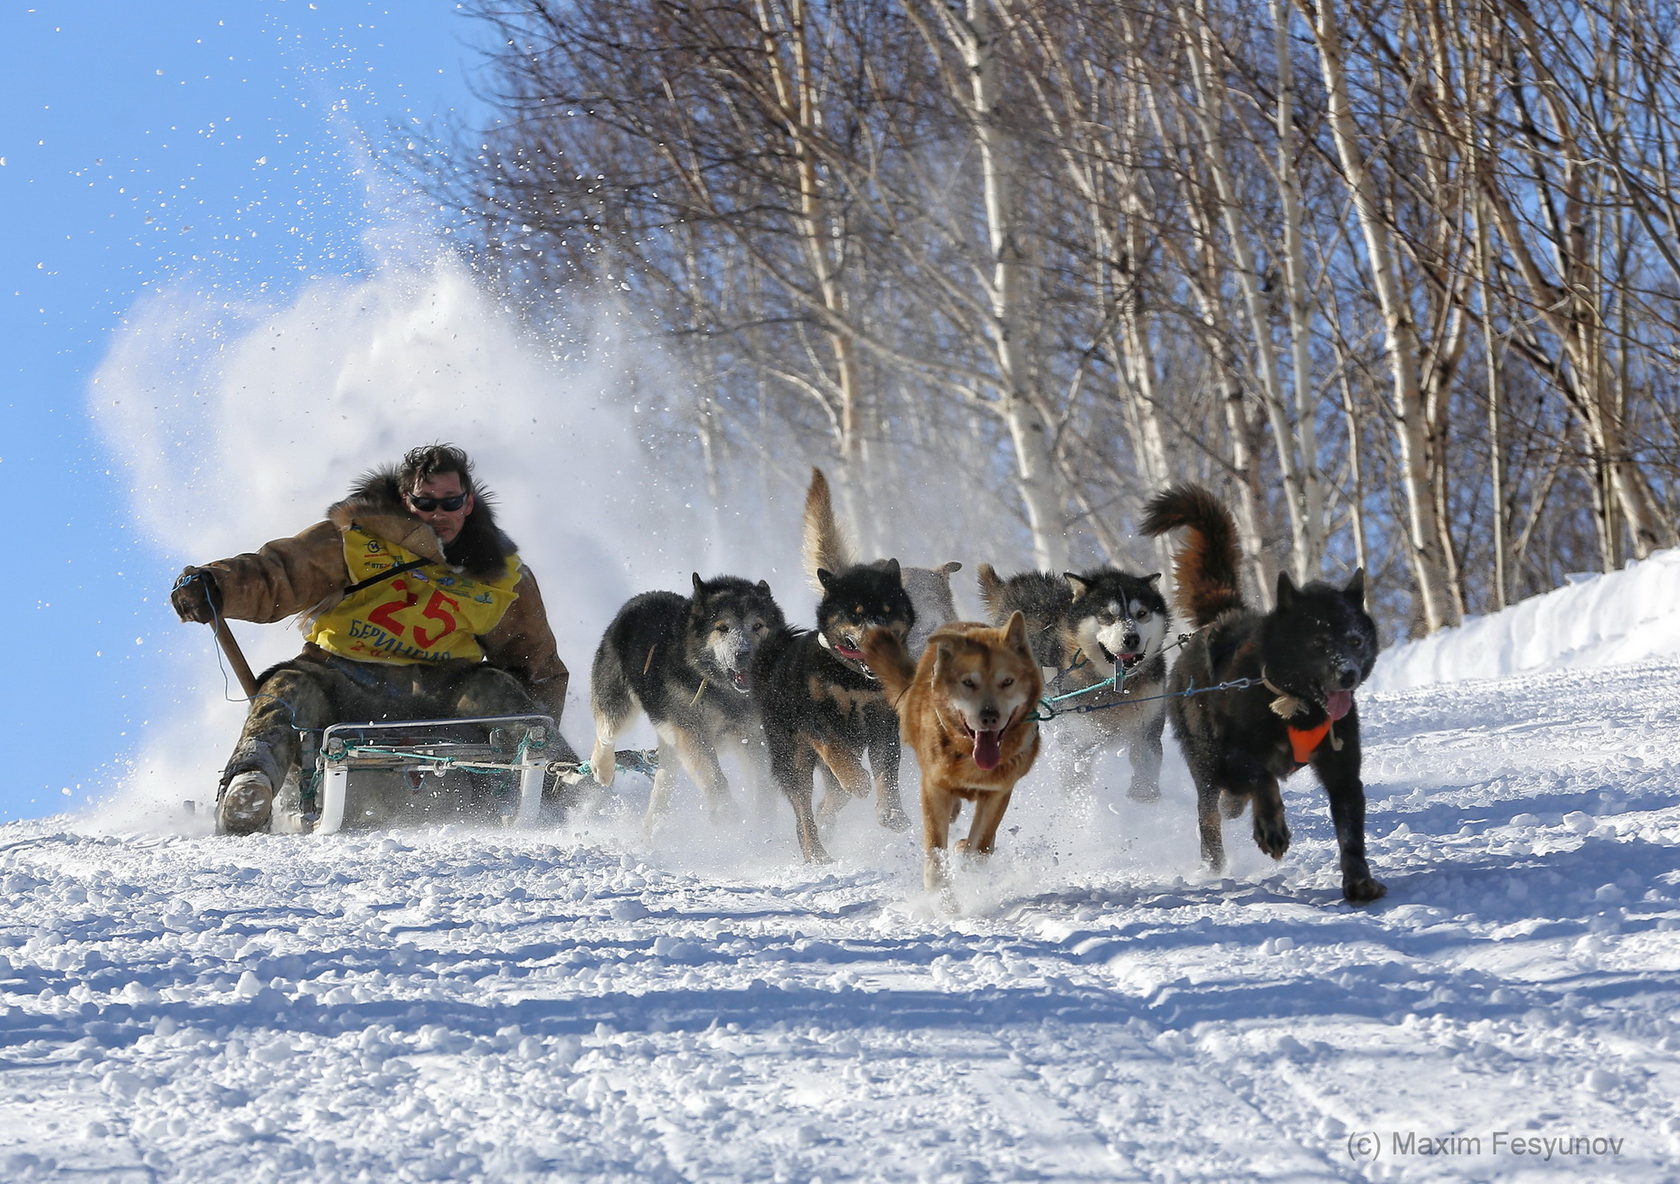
[953,838,991,857]
[955,840,994,866]
[1343,875,1387,903]
[877,803,911,832]
[1126,781,1160,803]
[705,795,743,824]
[1255,820,1291,860]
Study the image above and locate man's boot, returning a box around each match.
[217,771,274,835]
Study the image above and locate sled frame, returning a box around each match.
[314,713,557,834]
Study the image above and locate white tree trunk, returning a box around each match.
[1299,0,1460,631]
[1187,0,1322,581]
[919,0,1066,569]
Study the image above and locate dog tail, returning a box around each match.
[803,467,855,592]
[1139,483,1246,627]
[858,626,917,704]
[975,563,1007,621]
[588,638,637,788]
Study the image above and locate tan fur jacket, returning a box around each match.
[189,468,570,719]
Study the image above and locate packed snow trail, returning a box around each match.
[3,658,1679,1182]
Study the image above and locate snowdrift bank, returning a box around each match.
[1370,546,1680,692]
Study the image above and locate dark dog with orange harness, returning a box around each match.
[1141,484,1384,903]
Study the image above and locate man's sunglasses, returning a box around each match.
[408,492,469,512]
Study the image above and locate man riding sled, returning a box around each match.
[171,443,577,833]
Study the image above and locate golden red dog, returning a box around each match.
[862,614,1043,898]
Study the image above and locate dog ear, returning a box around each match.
[756,579,772,594]
[939,561,963,575]
[1275,571,1299,610]
[692,572,706,596]
[1063,572,1092,598]
[1144,572,1163,586]
[1344,568,1367,607]
[816,568,835,591]
[882,557,901,579]
[1003,610,1031,656]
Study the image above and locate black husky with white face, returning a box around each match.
[977,563,1172,803]
[590,574,785,827]
[683,574,786,697]
[1065,569,1171,678]
[752,560,916,862]
[1141,482,1385,903]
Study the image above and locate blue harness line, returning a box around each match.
[1032,673,1263,723]
[1030,627,1260,723]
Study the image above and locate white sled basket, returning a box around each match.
[312,713,557,834]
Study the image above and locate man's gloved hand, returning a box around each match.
[171,568,220,623]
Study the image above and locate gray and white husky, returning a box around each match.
[977,564,1171,802]
[589,574,786,830]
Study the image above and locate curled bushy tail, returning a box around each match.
[1140,483,1246,627]
[803,467,855,592]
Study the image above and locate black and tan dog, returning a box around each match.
[751,559,915,862]
[590,574,785,830]
[1140,483,1384,903]
[977,564,1170,802]
[804,467,961,656]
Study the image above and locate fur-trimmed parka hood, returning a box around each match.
[327,464,518,580]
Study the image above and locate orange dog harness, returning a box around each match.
[1288,719,1333,765]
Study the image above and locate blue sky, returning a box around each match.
[2,3,493,820]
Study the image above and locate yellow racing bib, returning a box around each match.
[308,527,524,664]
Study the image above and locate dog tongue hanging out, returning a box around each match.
[971,724,1005,770]
[861,613,1044,903]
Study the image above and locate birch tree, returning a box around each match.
[1294,0,1464,630]
[903,0,1066,569]
[408,0,1680,639]
[1467,1,1677,562]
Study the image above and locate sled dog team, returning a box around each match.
[173,444,1380,907]
[592,469,1384,906]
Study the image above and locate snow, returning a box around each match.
[5,555,1680,1182]
[1367,546,1680,692]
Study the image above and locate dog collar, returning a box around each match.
[1260,671,1306,719]
[1288,719,1333,765]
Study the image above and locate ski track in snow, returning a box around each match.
[4,661,1680,1182]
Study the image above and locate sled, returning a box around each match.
[310,713,560,833]
[182,605,656,833]
[295,715,662,833]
